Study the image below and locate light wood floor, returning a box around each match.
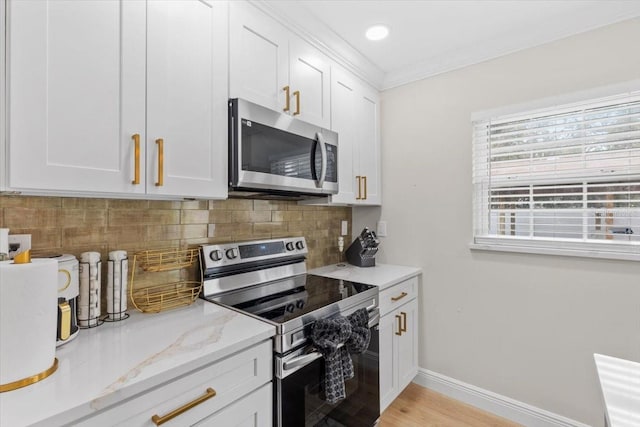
[379,383,522,427]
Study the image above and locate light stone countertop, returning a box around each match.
[594,353,640,427]
[0,300,275,427]
[309,263,422,290]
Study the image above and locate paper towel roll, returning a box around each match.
[0,259,58,390]
[78,252,101,327]
[107,250,128,320]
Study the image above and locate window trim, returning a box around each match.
[471,81,640,262]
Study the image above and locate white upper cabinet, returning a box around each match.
[328,68,358,204]
[6,0,227,199]
[7,0,146,195]
[146,0,227,199]
[356,84,381,205]
[229,1,331,128]
[327,67,381,206]
[288,38,331,128]
[229,1,288,114]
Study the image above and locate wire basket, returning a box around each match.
[130,281,202,313]
[133,248,199,272]
[130,248,202,313]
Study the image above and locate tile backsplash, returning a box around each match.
[0,196,351,296]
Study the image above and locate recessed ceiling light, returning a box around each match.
[365,25,389,41]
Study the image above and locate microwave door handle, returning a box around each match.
[315,132,327,188]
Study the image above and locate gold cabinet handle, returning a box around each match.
[131,133,141,185]
[155,138,164,187]
[283,86,290,112]
[391,291,408,302]
[293,90,300,115]
[356,176,362,200]
[401,311,408,333]
[363,175,367,200]
[151,387,216,426]
[395,314,402,336]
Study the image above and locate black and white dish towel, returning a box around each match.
[311,308,371,404]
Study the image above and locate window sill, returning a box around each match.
[469,241,640,262]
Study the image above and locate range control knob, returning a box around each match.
[285,242,295,251]
[209,249,223,262]
[295,240,305,250]
[225,248,239,259]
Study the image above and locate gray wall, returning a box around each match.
[355,18,640,425]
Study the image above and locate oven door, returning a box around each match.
[229,98,338,195]
[275,315,380,427]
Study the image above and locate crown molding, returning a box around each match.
[381,14,640,90]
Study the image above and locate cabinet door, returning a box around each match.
[379,310,399,413]
[397,298,419,392]
[229,1,289,113]
[7,0,146,194]
[146,0,227,199]
[355,85,381,205]
[289,38,331,128]
[329,67,357,204]
[195,383,272,427]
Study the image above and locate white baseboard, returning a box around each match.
[413,368,591,427]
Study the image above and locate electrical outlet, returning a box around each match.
[341,220,348,236]
[8,234,31,259]
[377,221,388,237]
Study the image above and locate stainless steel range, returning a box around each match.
[200,237,380,427]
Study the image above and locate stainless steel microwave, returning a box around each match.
[229,98,338,197]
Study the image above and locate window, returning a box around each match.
[472,91,640,260]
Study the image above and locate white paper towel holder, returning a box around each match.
[0,251,59,392]
[0,358,58,393]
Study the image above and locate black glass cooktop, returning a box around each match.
[209,274,375,325]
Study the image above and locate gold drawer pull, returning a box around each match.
[151,387,216,426]
[400,311,407,333]
[395,314,402,336]
[363,175,367,200]
[356,176,362,200]
[293,90,300,115]
[131,133,141,185]
[155,138,164,187]
[391,292,408,302]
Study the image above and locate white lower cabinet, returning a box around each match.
[73,340,272,427]
[195,383,272,427]
[379,278,419,413]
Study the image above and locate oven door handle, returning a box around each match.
[283,351,324,371]
[368,310,380,328]
[284,311,379,372]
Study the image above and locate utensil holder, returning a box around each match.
[345,237,377,267]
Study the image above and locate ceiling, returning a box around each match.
[269,0,640,90]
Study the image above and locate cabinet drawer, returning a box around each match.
[379,276,418,316]
[73,340,272,427]
[194,382,272,427]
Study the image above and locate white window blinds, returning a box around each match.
[472,92,640,259]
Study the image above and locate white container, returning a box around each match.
[106,250,128,320]
[78,252,101,327]
[0,229,8,258]
[0,259,58,391]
